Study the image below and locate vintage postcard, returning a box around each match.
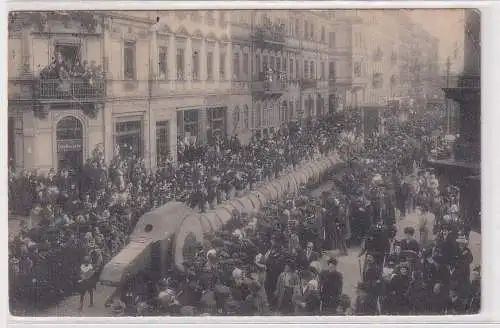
[7,8,481,317]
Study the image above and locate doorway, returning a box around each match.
[56,116,84,174]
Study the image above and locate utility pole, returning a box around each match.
[445,56,451,134]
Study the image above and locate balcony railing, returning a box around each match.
[445,74,481,89]
[300,79,318,89]
[37,78,106,100]
[250,80,287,94]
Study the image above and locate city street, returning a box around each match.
[21,176,481,317]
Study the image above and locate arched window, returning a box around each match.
[56,116,83,140]
[56,116,84,172]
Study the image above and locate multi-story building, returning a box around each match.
[398,15,440,106]
[8,10,237,173]
[338,10,440,108]
[7,9,441,173]
[429,9,480,228]
[229,10,339,142]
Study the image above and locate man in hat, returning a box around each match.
[386,262,411,314]
[297,242,320,271]
[456,235,473,282]
[292,270,320,315]
[263,236,284,308]
[401,227,420,254]
[77,256,95,310]
[275,258,298,314]
[319,257,343,314]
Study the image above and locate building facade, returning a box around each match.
[430,9,481,229]
[8,11,236,173]
[8,10,441,173]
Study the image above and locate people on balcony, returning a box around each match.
[38,51,104,98]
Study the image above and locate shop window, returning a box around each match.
[177,109,199,138]
[156,120,170,166]
[124,41,136,79]
[115,120,142,158]
[208,107,227,137]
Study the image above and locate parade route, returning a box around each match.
[21,172,481,317]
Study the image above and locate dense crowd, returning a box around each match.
[103,112,479,316]
[8,113,349,310]
[38,52,105,97]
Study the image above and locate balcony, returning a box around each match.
[251,25,286,51]
[36,78,106,102]
[446,74,480,89]
[443,73,480,104]
[250,80,287,98]
[300,79,318,90]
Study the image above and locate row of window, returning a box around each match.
[125,40,340,82]
[125,40,227,81]
[125,39,340,81]
[112,109,229,166]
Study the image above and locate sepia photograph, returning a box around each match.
[7,8,481,317]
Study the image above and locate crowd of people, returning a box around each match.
[103,112,480,316]
[8,113,349,310]
[38,51,105,97]
[8,105,480,315]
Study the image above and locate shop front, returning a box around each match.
[56,116,84,174]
